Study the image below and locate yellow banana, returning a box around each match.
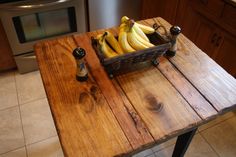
[96,34,103,40]
[119,23,126,31]
[118,30,135,53]
[136,23,155,34]
[121,16,154,34]
[121,16,129,23]
[118,23,135,53]
[133,29,155,48]
[104,31,124,55]
[98,37,118,58]
[133,23,150,42]
[127,27,149,50]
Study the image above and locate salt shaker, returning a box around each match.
[166,26,181,57]
[73,47,88,82]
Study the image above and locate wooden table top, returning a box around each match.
[34,17,236,157]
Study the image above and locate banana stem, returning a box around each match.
[127,19,135,32]
[103,31,108,36]
[100,32,107,42]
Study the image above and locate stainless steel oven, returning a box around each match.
[0,0,87,73]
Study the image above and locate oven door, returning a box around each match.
[14,52,38,74]
[0,0,87,55]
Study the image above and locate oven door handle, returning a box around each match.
[23,55,36,60]
[0,0,74,10]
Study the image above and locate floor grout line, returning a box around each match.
[14,71,29,157]
[144,149,156,157]
[199,132,221,157]
[0,146,26,156]
[153,141,175,155]
[0,105,19,112]
[0,71,25,156]
[14,70,47,106]
[18,96,47,107]
[14,70,59,156]
[0,71,18,112]
[199,114,235,132]
[0,134,58,156]
[3,92,59,112]
[25,134,59,147]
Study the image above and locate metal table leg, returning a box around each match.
[172,128,197,157]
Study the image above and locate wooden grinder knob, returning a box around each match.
[170,26,181,36]
[166,26,181,57]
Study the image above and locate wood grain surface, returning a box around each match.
[115,67,201,140]
[74,33,155,151]
[140,20,218,120]
[157,57,218,119]
[34,17,236,157]
[34,37,132,157]
[83,28,202,140]
[146,17,236,113]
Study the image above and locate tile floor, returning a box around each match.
[0,70,236,157]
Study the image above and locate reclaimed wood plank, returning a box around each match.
[73,32,155,151]
[158,57,218,119]
[116,67,201,141]
[139,20,218,120]
[146,17,236,113]
[34,37,132,157]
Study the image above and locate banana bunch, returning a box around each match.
[118,23,135,53]
[97,31,123,58]
[121,16,155,34]
[96,16,156,58]
[119,16,155,52]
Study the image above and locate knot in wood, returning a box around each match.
[145,94,163,112]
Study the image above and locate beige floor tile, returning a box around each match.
[15,71,46,105]
[154,145,173,157]
[0,147,26,157]
[146,154,155,157]
[0,71,18,110]
[151,131,200,154]
[20,98,57,145]
[26,136,64,157]
[201,117,236,157]
[151,137,176,153]
[185,134,218,157]
[155,134,218,157]
[132,149,153,157]
[0,107,24,154]
[199,111,235,132]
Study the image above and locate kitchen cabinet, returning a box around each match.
[142,0,236,77]
[214,32,236,76]
[221,3,236,42]
[193,16,236,76]
[192,0,225,18]
[141,0,179,24]
[194,16,220,57]
[174,0,200,41]
[0,20,16,71]
[190,0,236,77]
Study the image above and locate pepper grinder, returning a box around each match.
[73,47,88,82]
[166,26,181,57]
